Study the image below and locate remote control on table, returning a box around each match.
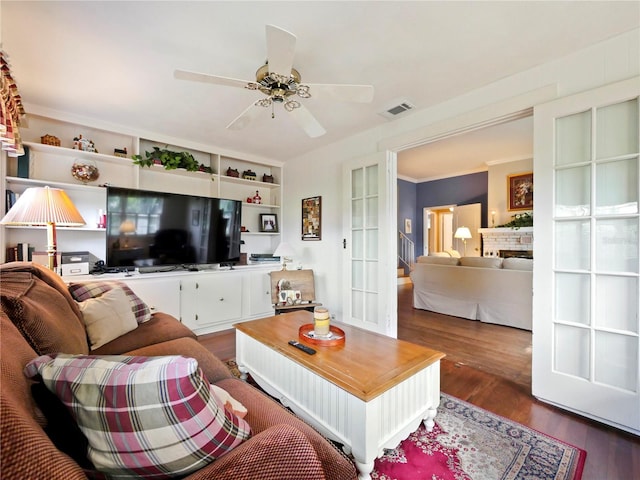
[288,340,316,355]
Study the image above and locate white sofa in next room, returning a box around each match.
[410,255,533,330]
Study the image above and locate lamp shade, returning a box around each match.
[1,186,85,226]
[454,226,472,240]
[273,242,295,259]
[119,219,136,233]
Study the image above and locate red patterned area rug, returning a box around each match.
[372,393,586,480]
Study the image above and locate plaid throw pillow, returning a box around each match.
[69,281,152,323]
[25,354,252,479]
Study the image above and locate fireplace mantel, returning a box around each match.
[478,227,533,234]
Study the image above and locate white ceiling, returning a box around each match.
[397,115,534,182]
[3,1,638,180]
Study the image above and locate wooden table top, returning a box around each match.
[234,311,445,401]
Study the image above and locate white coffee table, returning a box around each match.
[235,312,445,480]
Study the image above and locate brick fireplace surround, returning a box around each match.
[478,227,533,258]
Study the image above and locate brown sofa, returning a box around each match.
[0,262,357,480]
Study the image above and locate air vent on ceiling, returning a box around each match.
[379,99,415,120]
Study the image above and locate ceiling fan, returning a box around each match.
[174,25,374,138]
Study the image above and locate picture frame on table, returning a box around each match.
[259,213,278,232]
[507,172,533,211]
[302,196,321,241]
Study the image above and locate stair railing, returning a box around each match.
[398,231,415,272]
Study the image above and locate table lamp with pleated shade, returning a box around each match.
[1,186,86,270]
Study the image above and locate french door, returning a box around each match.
[533,77,639,434]
[342,151,397,337]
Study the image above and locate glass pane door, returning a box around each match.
[343,151,396,337]
[351,164,379,322]
[534,83,640,435]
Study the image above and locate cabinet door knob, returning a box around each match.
[219,297,224,302]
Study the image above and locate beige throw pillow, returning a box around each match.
[459,257,503,269]
[77,288,138,350]
[502,257,534,271]
[418,256,460,266]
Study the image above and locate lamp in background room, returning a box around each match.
[119,219,136,248]
[273,241,295,270]
[454,226,472,256]
[0,186,85,271]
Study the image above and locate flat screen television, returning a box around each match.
[105,186,242,270]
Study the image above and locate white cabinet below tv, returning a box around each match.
[180,274,244,333]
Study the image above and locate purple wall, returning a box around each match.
[398,172,488,259]
[398,179,417,272]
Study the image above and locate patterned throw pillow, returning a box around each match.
[24,354,252,479]
[69,281,152,323]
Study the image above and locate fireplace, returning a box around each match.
[478,227,534,258]
[499,250,533,259]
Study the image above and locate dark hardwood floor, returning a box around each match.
[198,283,639,480]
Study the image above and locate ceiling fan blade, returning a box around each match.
[226,100,267,131]
[266,24,296,76]
[174,69,257,90]
[306,83,374,103]
[288,104,326,138]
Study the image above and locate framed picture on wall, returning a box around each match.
[302,196,321,240]
[507,172,533,211]
[259,214,278,232]
[405,218,412,234]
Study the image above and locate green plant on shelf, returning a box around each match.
[132,146,212,173]
[496,211,533,229]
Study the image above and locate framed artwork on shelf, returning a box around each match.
[302,196,321,240]
[259,213,278,232]
[507,172,533,211]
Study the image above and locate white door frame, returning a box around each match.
[384,87,557,365]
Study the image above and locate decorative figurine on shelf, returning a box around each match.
[73,135,97,152]
[226,167,240,177]
[263,174,274,183]
[40,134,61,146]
[114,147,128,158]
[252,190,262,204]
[242,169,257,181]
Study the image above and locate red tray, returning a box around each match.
[299,323,346,346]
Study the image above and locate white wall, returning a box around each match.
[283,28,640,315]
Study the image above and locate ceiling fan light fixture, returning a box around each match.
[297,84,311,98]
[256,64,301,84]
[175,24,372,137]
[256,98,272,108]
[284,100,301,112]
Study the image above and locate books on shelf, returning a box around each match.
[5,242,35,262]
[5,189,18,213]
[249,253,280,263]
